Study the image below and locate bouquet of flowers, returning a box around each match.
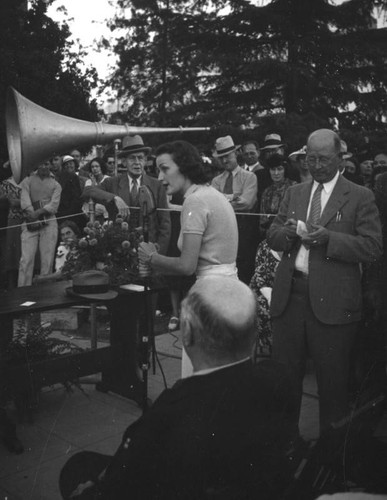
[63,217,143,286]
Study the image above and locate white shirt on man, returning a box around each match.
[295,170,340,274]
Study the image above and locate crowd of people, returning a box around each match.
[0,127,387,497]
[0,129,386,392]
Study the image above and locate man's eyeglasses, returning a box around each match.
[127,154,146,162]
[305,153,340,168]
[107,161,115,165]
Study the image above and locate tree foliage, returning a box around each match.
[0,0,99,160]
[107,0,387,133]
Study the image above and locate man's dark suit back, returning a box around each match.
[95,360,294,500]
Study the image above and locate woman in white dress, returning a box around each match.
[138,140,239,376]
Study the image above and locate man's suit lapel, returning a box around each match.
[141,174,151,189]
[296,181,313,221]
[118,175,130,205]
[320,174,350,227]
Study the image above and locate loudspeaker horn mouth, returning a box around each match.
[5,87,210,183]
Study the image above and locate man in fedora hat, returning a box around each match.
[82,134,170,402]
[211,135,258,284]
[82,134,170,250]
[260,133,286,164]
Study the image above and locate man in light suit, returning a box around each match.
[211,135,258,284]
[267,129,382,435]
[82,135,171,403]
[59,276,295,499]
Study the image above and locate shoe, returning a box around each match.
[168,316,179,331]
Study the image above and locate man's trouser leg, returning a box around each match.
[307,320,356,433]
[18,225,39,286]
[38,220,58,276]
[272,276,308,437]
[273,275,357,434]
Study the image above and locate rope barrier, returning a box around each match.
[0,212,87,232]
[0,207,276,233]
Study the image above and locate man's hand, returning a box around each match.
[69,480,95,498]
[283,218,298,239]
[25,210,40,222]
[114,196,130,218]
[302,224,329,246]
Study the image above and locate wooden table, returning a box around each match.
[0,280,160,413]
[0,280,88,316]
[0,281,112,413]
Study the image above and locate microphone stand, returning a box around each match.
[88,199,98,350]
[113,139,121,177]
[140,200,152,411]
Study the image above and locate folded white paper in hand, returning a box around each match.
[296,220,308,238]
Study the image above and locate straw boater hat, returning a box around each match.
[62,155,75,164]
[213,136,240,157]
[66,270,118,300]
[288,145,307,160]
[260,133,284,151]
[118,135,151,158]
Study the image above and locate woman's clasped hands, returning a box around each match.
[138,241,158,277]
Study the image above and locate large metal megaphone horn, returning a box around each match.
[6,87,209,182]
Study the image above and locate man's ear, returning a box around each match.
[181,314,194,349]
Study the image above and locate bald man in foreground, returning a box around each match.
[59,277,295,500]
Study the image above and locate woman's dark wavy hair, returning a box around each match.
[59,220,81,239]
[86,157,107,175]
[155,141,208,184]
[266,153,290,178]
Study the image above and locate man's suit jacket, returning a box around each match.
[95,360,295,500]
[267,175,383,325]
[82,173,170,255]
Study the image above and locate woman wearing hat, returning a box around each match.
[259,154,297,238]
[138,140,239,376]
[82,158,109,221]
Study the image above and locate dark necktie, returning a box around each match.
[131,178,139,206]
[223,172,233,194]
[307,183,323,230]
